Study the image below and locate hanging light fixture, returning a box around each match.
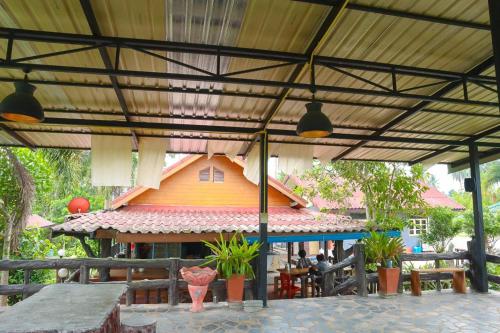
[0,69,44,123]
[296,61,332,138]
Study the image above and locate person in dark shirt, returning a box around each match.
[314,253,332,294]
[316,253,332,272]
[296,249,313,269]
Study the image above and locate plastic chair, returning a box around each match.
[279,272,301,299]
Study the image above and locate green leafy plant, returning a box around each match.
[296,161,428,231]
[419,207,461,253]
[202,233,261,279]
[362,231,404,268]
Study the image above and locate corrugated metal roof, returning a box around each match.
[0,0,498,164]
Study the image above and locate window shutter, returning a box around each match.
[213,167,224,182]
[199,167,210,181]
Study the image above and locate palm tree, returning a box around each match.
[0,148,34,306]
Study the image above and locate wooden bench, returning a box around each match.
[410,267,466,296]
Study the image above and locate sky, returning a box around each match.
[427,164,463,194]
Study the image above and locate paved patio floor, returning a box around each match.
[121,290,500,333]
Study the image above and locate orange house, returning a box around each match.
[53,155,366,259]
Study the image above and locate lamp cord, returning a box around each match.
[310,57,316,101]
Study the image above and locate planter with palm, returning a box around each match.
[363,231,404,296]
[202,232,261,304]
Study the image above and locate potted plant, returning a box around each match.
[362,231,404,296]
[202,233,261,304]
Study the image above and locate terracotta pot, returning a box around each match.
[180,266,217,312]
[377,267,400,296]
[180,266,217,286]
[187,285,209,312]
[226,274,245,303]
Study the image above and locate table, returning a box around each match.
[276,268,312,298]
[0,283,127,333]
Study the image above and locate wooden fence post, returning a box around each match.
[434,259,441,291]
[168,258,179,306]
[397,259,403,293]
[126,267,133,306]
[79,264,89,284]
[354,244,367,297]
[467,240,479,290]
[99,239,112,282]
[22,269,31,300]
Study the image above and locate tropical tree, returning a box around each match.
[0,148,35,305]
[457,208,500,254]
[296,161,428,230]
[451,160,499,204]
[419,207,461,253]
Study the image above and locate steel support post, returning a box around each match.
[468,143,488,292]
[488,0,500,106]
[258,131,269,307]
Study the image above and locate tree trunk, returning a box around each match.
[0,216,14,306]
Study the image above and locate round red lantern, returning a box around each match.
[67,197,90,214]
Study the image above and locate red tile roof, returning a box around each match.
[290,176,464,210]
[26,214,54,229]
[52,205,366,235]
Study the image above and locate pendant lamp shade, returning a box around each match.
[0,81,44,123]
[296,101,332,138]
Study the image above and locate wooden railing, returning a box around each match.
[365,251,471,294]
[320,243,367,297]
[0,258,254,305]
[486,253,500,285]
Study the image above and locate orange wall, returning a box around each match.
[129,156,292,207]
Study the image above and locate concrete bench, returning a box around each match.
[410,267,466,296]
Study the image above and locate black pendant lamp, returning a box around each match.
[0,71,44,123]
[296,62,332,138]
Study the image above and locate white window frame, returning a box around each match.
[408,217,429,236]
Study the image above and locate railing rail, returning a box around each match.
[0,257,253,305]
[485,253,500,284]
[398,250,471,293]
[320,243,366,297]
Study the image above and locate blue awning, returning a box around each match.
[246,230,401,243]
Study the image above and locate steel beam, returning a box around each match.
[260,0,349,129]
[0,124,35,150]
[79,0,138,148]
[41,107,495,139]
[410,124,500,165]
[332,57,496,161]
[0,27,496,85]
[488,0,500,111]
[468,144,488,293]
[448,148,500,173]
[4,117,500,148]
[293,1,490,30]
[258,132,269,307]
[0,61,495,108]
[11,127,471,153]
[0,76,497,120]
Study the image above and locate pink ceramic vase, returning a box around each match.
[180,266,217,312]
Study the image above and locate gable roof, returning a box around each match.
[290,176,464,211]
[112,155,307,209]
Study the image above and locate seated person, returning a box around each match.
[316,254,332,272]
[296,249,313,269]
[314,254,333,293]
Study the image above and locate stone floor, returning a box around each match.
[121,290,500,333]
